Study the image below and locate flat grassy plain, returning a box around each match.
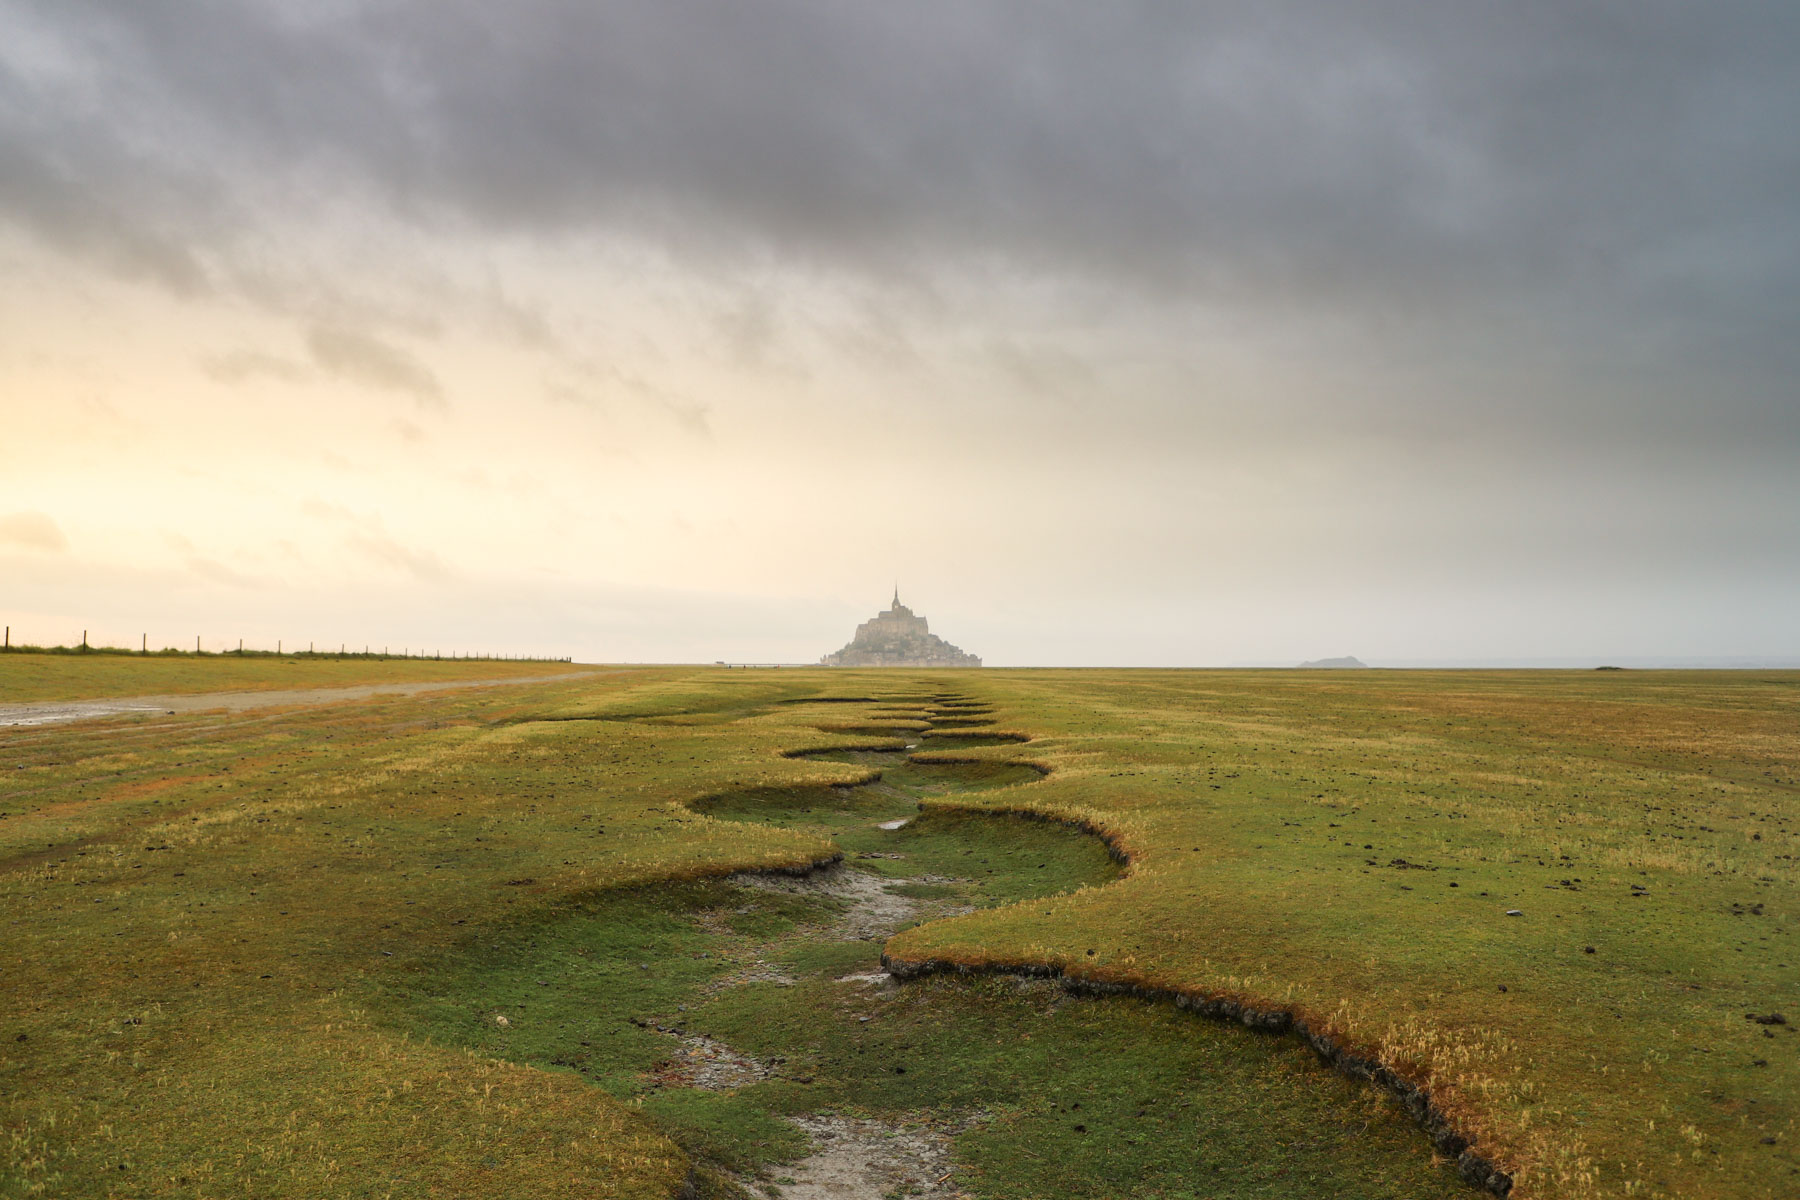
[2,661,1794,1198]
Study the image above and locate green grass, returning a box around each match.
[880,670,1800,1200]
[0,666,839,1197]
[374,777,1465,1199]
[699,973,1466,1199]
[3,661,1795,1199]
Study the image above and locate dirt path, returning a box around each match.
[0,670,614,728]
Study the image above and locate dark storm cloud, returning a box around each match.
[3,3,1798,402]
[0,116,214,296]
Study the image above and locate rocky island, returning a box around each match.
[820,591,982,667]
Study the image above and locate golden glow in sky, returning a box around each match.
[4,4,1796,664]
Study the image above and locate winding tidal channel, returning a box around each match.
[377,692,1473,1199]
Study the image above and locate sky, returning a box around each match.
[2,2,1796,666]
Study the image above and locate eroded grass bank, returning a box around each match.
[880,670,1799,1200]
[371,725,1468,1198]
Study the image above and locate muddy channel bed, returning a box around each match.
[372,695,1479,1200]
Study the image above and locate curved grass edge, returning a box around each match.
[669,688,1517,1197]
[904,752,1054,779]
[777,742,908,759]
[861,712,1520,1198]
[876,947,1513,1196]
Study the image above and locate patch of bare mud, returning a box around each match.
[770,1114,974,1200]
[730,864,928,943]
[696,859,973,998]
[832,971,894,989]
[636,1019,782,1091]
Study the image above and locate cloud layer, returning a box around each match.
[2,2,1795,661]
[9,7,1797,302]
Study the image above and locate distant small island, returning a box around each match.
[1296,656,1368,669]
[821,590,981,667]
